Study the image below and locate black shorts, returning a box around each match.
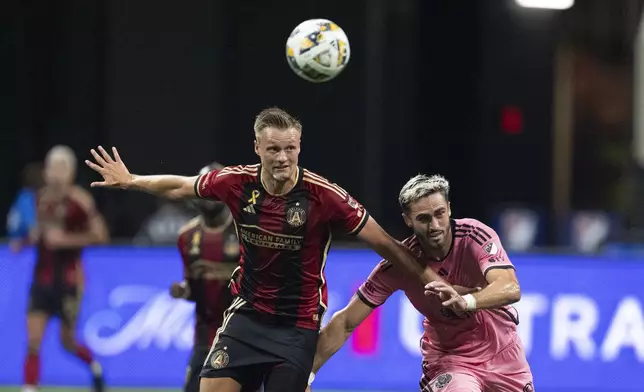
[28,284,80,327]
[200,297,318,391]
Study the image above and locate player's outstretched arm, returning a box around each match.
[85,146,197,200]
[427,269,520,311]
[470,268,521,309]
[309,295,374,385]
[426,229,521,311]
[356,217,442,285]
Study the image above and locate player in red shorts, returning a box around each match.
[170,162,240,392]
[309,174,535,392]
[85,107,447,392]
[23,145,109,392]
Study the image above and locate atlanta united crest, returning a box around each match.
[210,349,229,369]
[286,206,307,227]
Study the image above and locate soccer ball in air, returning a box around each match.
[286,19,351,83]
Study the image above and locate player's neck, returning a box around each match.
[260,167,299,196]
[43,184,71,199]
[201,209,231,230]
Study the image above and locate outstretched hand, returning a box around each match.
[425,281,478,312]
[85,146,133,189]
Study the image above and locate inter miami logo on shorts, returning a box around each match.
[210,349,229,369]
[286,205,307,227]
[433,373,452,389]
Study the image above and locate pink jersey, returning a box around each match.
[357,218,520,364]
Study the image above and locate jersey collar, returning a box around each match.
[257,165,303,195]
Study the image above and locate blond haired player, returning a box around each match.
[24,145,109,392]
[85,108,448,392]
[308,174,535,392]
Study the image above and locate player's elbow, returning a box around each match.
[344,318,360,334]
[165,189,187,200]
[505,281,521,304]
[95,231,109,244]
[329,309,356,335]
[163,177,197,200]
[92,219,110,244]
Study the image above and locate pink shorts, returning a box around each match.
[419,339,534,392]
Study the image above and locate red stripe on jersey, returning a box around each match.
[34,192,87,287]
[211,166,367,330]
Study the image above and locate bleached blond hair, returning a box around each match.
[45,145,77,170]
[398,174,450,212]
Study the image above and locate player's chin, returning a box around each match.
[271,169,291,181]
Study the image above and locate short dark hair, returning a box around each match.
[253,107,302,137]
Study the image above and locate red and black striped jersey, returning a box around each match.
[34,186,96,287]
[195,164,369,330]
[177,216,239,346]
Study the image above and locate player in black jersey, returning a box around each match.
[86,108,447,392]
[170,162,239,392]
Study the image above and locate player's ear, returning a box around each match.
[402,213,412,228]
[254,139,260,156]
[448,202,452,217]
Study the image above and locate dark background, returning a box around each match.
[1,0,641,241]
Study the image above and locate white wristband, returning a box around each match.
[462,294,477,311]
[308,372,315,386]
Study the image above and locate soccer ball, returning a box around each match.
[286,19,351,83]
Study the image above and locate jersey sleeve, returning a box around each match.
[194,168,234,202]
[356,260,399,308]
[322,186,370,236]
[467,224,514,278]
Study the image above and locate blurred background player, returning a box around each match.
[309,174,533,392]
[7,162,43,253]
[23,145,109,392]
[169,162,240,392]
